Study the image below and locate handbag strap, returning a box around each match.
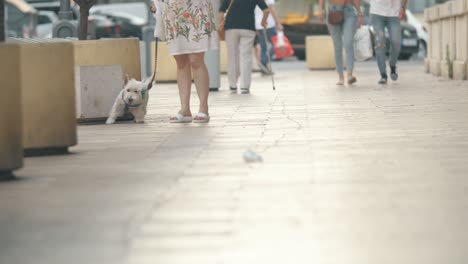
[224,0,235,19]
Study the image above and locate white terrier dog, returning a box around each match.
[106,75,154,124]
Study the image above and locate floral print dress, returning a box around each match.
[163,0,218,55]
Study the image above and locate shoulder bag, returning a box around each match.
[328,0,345,25]
[218,0,234,41]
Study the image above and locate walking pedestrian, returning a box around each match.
[152,0,218,123]
[219,0,269,94]
[318,0,363,85]
[369,0,408,84]
[255,0,283,75]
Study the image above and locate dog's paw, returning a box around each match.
[106,117,116,125]
[134,119,145,124]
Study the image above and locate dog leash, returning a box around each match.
[146,38,159,91]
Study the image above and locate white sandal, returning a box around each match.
[169,113,192,123]
[193,112,210,123]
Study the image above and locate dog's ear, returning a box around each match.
[124,74,130,86]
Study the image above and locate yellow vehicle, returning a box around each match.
[276,0,328,60]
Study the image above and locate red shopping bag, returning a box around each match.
[271,31,294,59]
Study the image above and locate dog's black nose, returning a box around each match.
[128,98,134,102]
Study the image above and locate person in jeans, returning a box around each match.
[220,0,269,94]
[255,0,283,75]
[370,0,408,84]
[318,0,363,85]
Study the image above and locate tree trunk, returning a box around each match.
[78,6,89,40]
[0,0,5,41]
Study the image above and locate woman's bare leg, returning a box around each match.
[188,52,209,116]
[173,54,192,117]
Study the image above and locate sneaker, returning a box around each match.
[240,88,250,94]
[378,78,388,85]
[378,73,388,85]
[230,87,237,92]
[390,65,398,81]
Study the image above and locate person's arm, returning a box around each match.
[261,8,270,28]
[268,2,283,31]
[400,0,408,20]
[219,12,225,26]
[318,0,325,22]
[257,0,270,28]
[219,0,229,26]
[353,0,363,27]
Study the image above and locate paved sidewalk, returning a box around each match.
[1,60,468,264]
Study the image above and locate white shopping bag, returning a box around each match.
[354,25,373,62]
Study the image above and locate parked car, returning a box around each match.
[6,0,37,38]
[405,9,428,58]
[91,2,149,40]
[91,10,146,39]
[37,10,58,38]
[87,13,123,39]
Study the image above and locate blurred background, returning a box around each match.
[1,0,451,60]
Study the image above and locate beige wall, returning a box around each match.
[73,38,141,81]
[0,44,23,172]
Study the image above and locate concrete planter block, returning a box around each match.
[439,2,453,19]
[19,42,77,154]
[428,6,440,22]
[0,44,23,174]
[424,8,430,22]
[453,61,467,80]
[455,15,468,61]
[151,42,177,82]
[430,59,441,76]
[306,36,337,70]
[437,3,456,64]
[73,38,141,81]
[441,18,456,61]
[452,0,467,16]
[441,61,452,79]
[424,58,430,73]
[430,21,442,60]
[75,65,125,122]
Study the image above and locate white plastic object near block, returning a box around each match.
[75,64,124,122]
